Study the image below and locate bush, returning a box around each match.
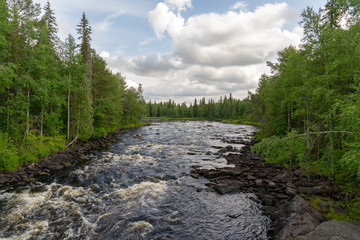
[93,127,107,139]
[0,132,20,171]
[252,130,308,167]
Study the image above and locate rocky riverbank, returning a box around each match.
[0,128,135,187]
[192,138,360,240]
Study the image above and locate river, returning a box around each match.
[0,120,270,240]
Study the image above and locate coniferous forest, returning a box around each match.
[0,0,146,171]
[147,0,360,212]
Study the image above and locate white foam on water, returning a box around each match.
[0,183,98,239]
[128,221,154,236]
[106,181,167,208]
[3,220,49,240]
[120,154,160,164]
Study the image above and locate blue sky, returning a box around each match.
[34,0,328,103]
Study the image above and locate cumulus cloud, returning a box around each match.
[153,2,300,67]
[230,1,248,11]
[148,3,185,39]
[127,54,183,76]
[114,1,302,102]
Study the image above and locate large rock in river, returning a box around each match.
[298,220,360,240]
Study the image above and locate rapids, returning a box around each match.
[0,120,270,239]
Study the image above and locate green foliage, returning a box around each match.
[93,127,107,139]
[252,131,308,167]
[245,0,360,224]
[340,141,360,181]
[146,94,255,122]
[23,131,66,158]
[0,0,147,171]
[0,132,20,170]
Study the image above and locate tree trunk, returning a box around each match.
[26,85,30,136]
[40,106,44,137]
[67,88,71,141]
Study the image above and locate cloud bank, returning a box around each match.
[108,0,303,103]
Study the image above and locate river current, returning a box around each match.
[0,121,270,240]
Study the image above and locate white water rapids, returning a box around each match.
[0,120,270,239]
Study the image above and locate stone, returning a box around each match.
[262,195,275,206]
[286,187,299,196]
[218,148,227,154]
[190,172,199,179]
[247,175,257,180]
[277,195,326,240]
[255,179,263,187]
[311,185,332,197]
[333,203,349,216]
[225,145,233,150]
[213,183,239,194]
[273,172,291,183]
[217,168,242,177]
[300,220,360,240]
[293,169,304,177]
[63,162,72,168]
[268,181,277,188]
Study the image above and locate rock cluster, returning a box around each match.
[192,139,360,240]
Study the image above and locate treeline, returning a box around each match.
[147,94,253,120]
[0,0,146,170]
[251,0,360,188]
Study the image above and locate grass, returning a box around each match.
[309,196,360,224]
[0,121,147,172]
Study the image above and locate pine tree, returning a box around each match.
[75,12,94,139]
[42,0,58,45]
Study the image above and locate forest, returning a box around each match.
[0,0,146,171]
[147,94,253,121]
[148,0,360,211]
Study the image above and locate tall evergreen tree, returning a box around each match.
[42,0,58,45]
[75,12,94,139]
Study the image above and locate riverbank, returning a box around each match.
[0,123,147,187]
[192,138,360,239]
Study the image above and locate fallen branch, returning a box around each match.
[296,131,356,137]
[66,135,78,148]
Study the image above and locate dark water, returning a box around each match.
[0,121,270,240]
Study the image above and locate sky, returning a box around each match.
[34,0,328,103]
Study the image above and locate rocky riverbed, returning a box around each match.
[1,121,359,239]
[192,138,360,239]
[0,128,127,187]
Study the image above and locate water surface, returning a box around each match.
[0,121,270,239]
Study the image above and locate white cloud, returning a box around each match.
[164,0,192,12]
[230,1,248,11]
[148,3,185,39]
[93,11,126,36]
[100,51,110,59]
[106,1,303,102]
[149,2,300,67]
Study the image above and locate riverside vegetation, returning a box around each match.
[0,0,146,171]
[147,0,360,223]
[1,0,359,228]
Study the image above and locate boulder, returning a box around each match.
[277,195,326,240]
[217,168,243,177]
[298,220,360,240]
